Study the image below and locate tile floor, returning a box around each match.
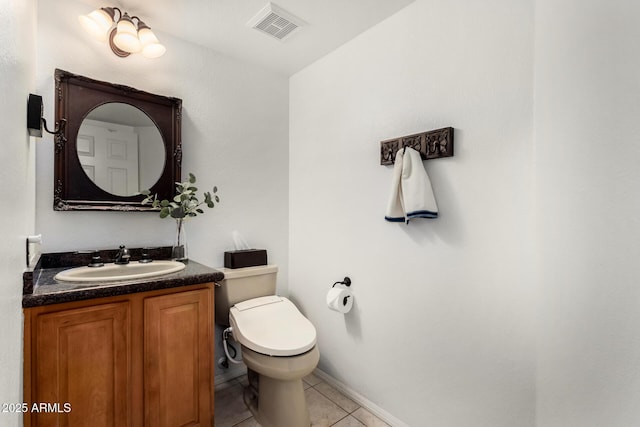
[215,372,391,427]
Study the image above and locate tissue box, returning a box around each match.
[224,249,267,269]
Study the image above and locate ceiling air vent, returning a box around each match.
[247,3,307,42]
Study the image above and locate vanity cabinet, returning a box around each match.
[24,284,214,427]
[144,289,212,427]
[30,301,131,427]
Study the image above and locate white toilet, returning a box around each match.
[215,265,319,427]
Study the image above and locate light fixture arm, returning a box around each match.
[112,7,122,21]
[98,6,120,25]
[41,117,67,136]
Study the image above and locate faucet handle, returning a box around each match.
[74,250,104,267]
[139,247,154,263]
[88,250,104,268]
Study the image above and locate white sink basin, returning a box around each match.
[55,260,186,283]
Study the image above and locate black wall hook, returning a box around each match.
[27,93,66,137]
[332,277,351,287]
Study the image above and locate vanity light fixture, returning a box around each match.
[78,7,166,58]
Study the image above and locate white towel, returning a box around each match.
[384,147,438,223]
[384,148,406,222]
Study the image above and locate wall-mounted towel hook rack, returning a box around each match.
[380,127,454,165]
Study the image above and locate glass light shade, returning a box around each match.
[138,28,166,58]
[113,15,141,53]
[78,9,114,41]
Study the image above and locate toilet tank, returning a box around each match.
[214,265,278,325]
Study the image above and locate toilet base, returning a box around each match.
[241,345,319,427]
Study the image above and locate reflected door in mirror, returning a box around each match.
[78,120,140,197]
[77,103,165,197]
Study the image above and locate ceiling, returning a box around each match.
[76,0,415,76]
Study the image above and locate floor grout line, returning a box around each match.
[311,382,362,415]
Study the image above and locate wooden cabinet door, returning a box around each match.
[144,288,212,427]
[33,302,131,427]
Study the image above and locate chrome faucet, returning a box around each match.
[114,245,131,265]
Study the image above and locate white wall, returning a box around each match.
[14,1,640,425]
[0,0,37,425]
[35,0,289,378]
[534,1,640,426]
[289,0,535,425]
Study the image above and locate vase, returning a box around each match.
[172,218,188,261]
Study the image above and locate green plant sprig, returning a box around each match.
[141,173,219,219]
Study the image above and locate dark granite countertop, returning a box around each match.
[23,248,224,308]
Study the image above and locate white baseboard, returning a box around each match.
[313,368,409,427]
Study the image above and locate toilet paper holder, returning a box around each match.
[333,277,351,306]
[327,277,354,313]
[332,277,351,288]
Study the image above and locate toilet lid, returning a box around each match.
[230,296,317,356]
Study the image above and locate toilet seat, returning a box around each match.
[230,296,316,356]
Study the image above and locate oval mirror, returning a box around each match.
[78,103,166,197]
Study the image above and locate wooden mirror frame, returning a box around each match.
[53,69,182,211]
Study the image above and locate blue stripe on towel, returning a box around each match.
[384,216,406,223]
[406,210,438,220]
